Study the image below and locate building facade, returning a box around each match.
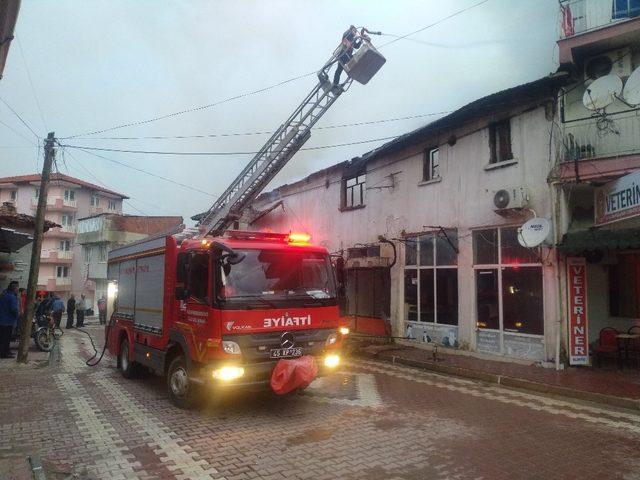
[0,173,126,300]
[554,0,640,363]
[75,213,183,311]
[245,77,566,364]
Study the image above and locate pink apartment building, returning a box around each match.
[0,173,126,301]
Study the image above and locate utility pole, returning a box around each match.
[17,132,55,363]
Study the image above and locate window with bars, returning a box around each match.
[489,119,512,164]
[342,173,366,209]
[423,147,440,181]
[404,229,458,325]
[473,226,543,336]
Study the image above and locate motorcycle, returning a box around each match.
[32,313,63,352]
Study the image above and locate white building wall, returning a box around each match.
[250,105,561,363]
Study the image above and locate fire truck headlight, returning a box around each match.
[325,333,338,346]
[212,366,245,381]
[324,354,340,368]
[339,326,350,335]
[222,341,241,355]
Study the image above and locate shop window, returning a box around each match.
[404,229,458,325]
[489,119,512,164]
[189,253,210,303]
[609,254,640,318]
[423,147,440,181]
[473,226,543,336]
[405,239,417,266]
[342,172,365,209]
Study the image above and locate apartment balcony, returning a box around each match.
[40,250,73,264]
[39,277,72,292]
[558,0,640,63]
[46,196,78,211]
[44,225,77,238]
[558,112,640,181]
[31,196,77,211]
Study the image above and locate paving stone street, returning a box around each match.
[1,325,640,480]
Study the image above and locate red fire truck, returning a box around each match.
[106,28,385,407]
[107,230,343,407]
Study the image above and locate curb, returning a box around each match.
[355,349,640,411]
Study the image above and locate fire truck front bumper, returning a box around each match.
[194,352,342,391]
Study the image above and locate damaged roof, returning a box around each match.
[255,74,569,202]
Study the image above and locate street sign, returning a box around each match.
[567,257,589,366]
[595,169,640,226]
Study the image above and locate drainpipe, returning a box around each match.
[551,182,564,371]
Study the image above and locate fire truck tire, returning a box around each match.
[119,337,139,379]
[167,356,200,409]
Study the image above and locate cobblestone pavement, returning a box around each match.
[1,325,640,480]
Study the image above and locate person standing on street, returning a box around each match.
[0,281,19,359]
[97,295,107,325]
[66,294,76,328]
[51,294,65,329]
[76,294,86,328]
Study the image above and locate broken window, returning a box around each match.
[423,147,440,181]
[342,172,366,209]
[489,119,512,164]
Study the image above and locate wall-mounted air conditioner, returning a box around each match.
[493,186,530,215]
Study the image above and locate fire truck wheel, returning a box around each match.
[119,337,138,379]
[167,356,199,409]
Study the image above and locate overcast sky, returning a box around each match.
[1,0,559,223]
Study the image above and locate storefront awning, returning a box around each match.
[559,227,640,253]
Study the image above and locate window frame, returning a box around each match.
[423,147,440,182]
[64,189,75,201]
[489,119,513,164]
[108,200,117,210]
[473,226,544,343]
[9,190,17,201]
[56,265,69,278]
[90,194,100,207]
[59,240,71,251]
[404,229,459,326]
[342,171,366,210]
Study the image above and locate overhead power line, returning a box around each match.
[60,0,491,140]
[0,118,38,146]
[0,97,40,140]
[66,145,218,197]
[68,111,452,141]
[16,35,48,132]
[60,134,400,156]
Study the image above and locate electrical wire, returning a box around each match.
[60,1,492,140]
[0,118,38,146]
[16,35,48,132]
[60,135,399,156]
[66,145,218,197]
[377,0,492,48]
[67,112,453,141]
[0,97,40,140]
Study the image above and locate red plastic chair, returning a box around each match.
[593,327,619,367]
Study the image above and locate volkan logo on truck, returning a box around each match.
[264,314,311,328]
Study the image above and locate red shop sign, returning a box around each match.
[567,257,589,365]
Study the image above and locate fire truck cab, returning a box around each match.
[107,230,343,408]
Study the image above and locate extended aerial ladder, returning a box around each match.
[195,28,386,237]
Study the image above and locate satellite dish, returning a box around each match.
[622,66,640,106]
[582,74,623,110]
[518,218,552,248]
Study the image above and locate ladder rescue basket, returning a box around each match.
[344,42,386,85]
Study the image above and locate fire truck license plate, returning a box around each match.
[270,347,303,359]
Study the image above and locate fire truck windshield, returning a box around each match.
[217,249,337,306]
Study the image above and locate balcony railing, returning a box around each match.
[560,111,640,162]
[61,225,76,234]
[58,250,73,259]
[560,0,640,39]
[56,277,71,286]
